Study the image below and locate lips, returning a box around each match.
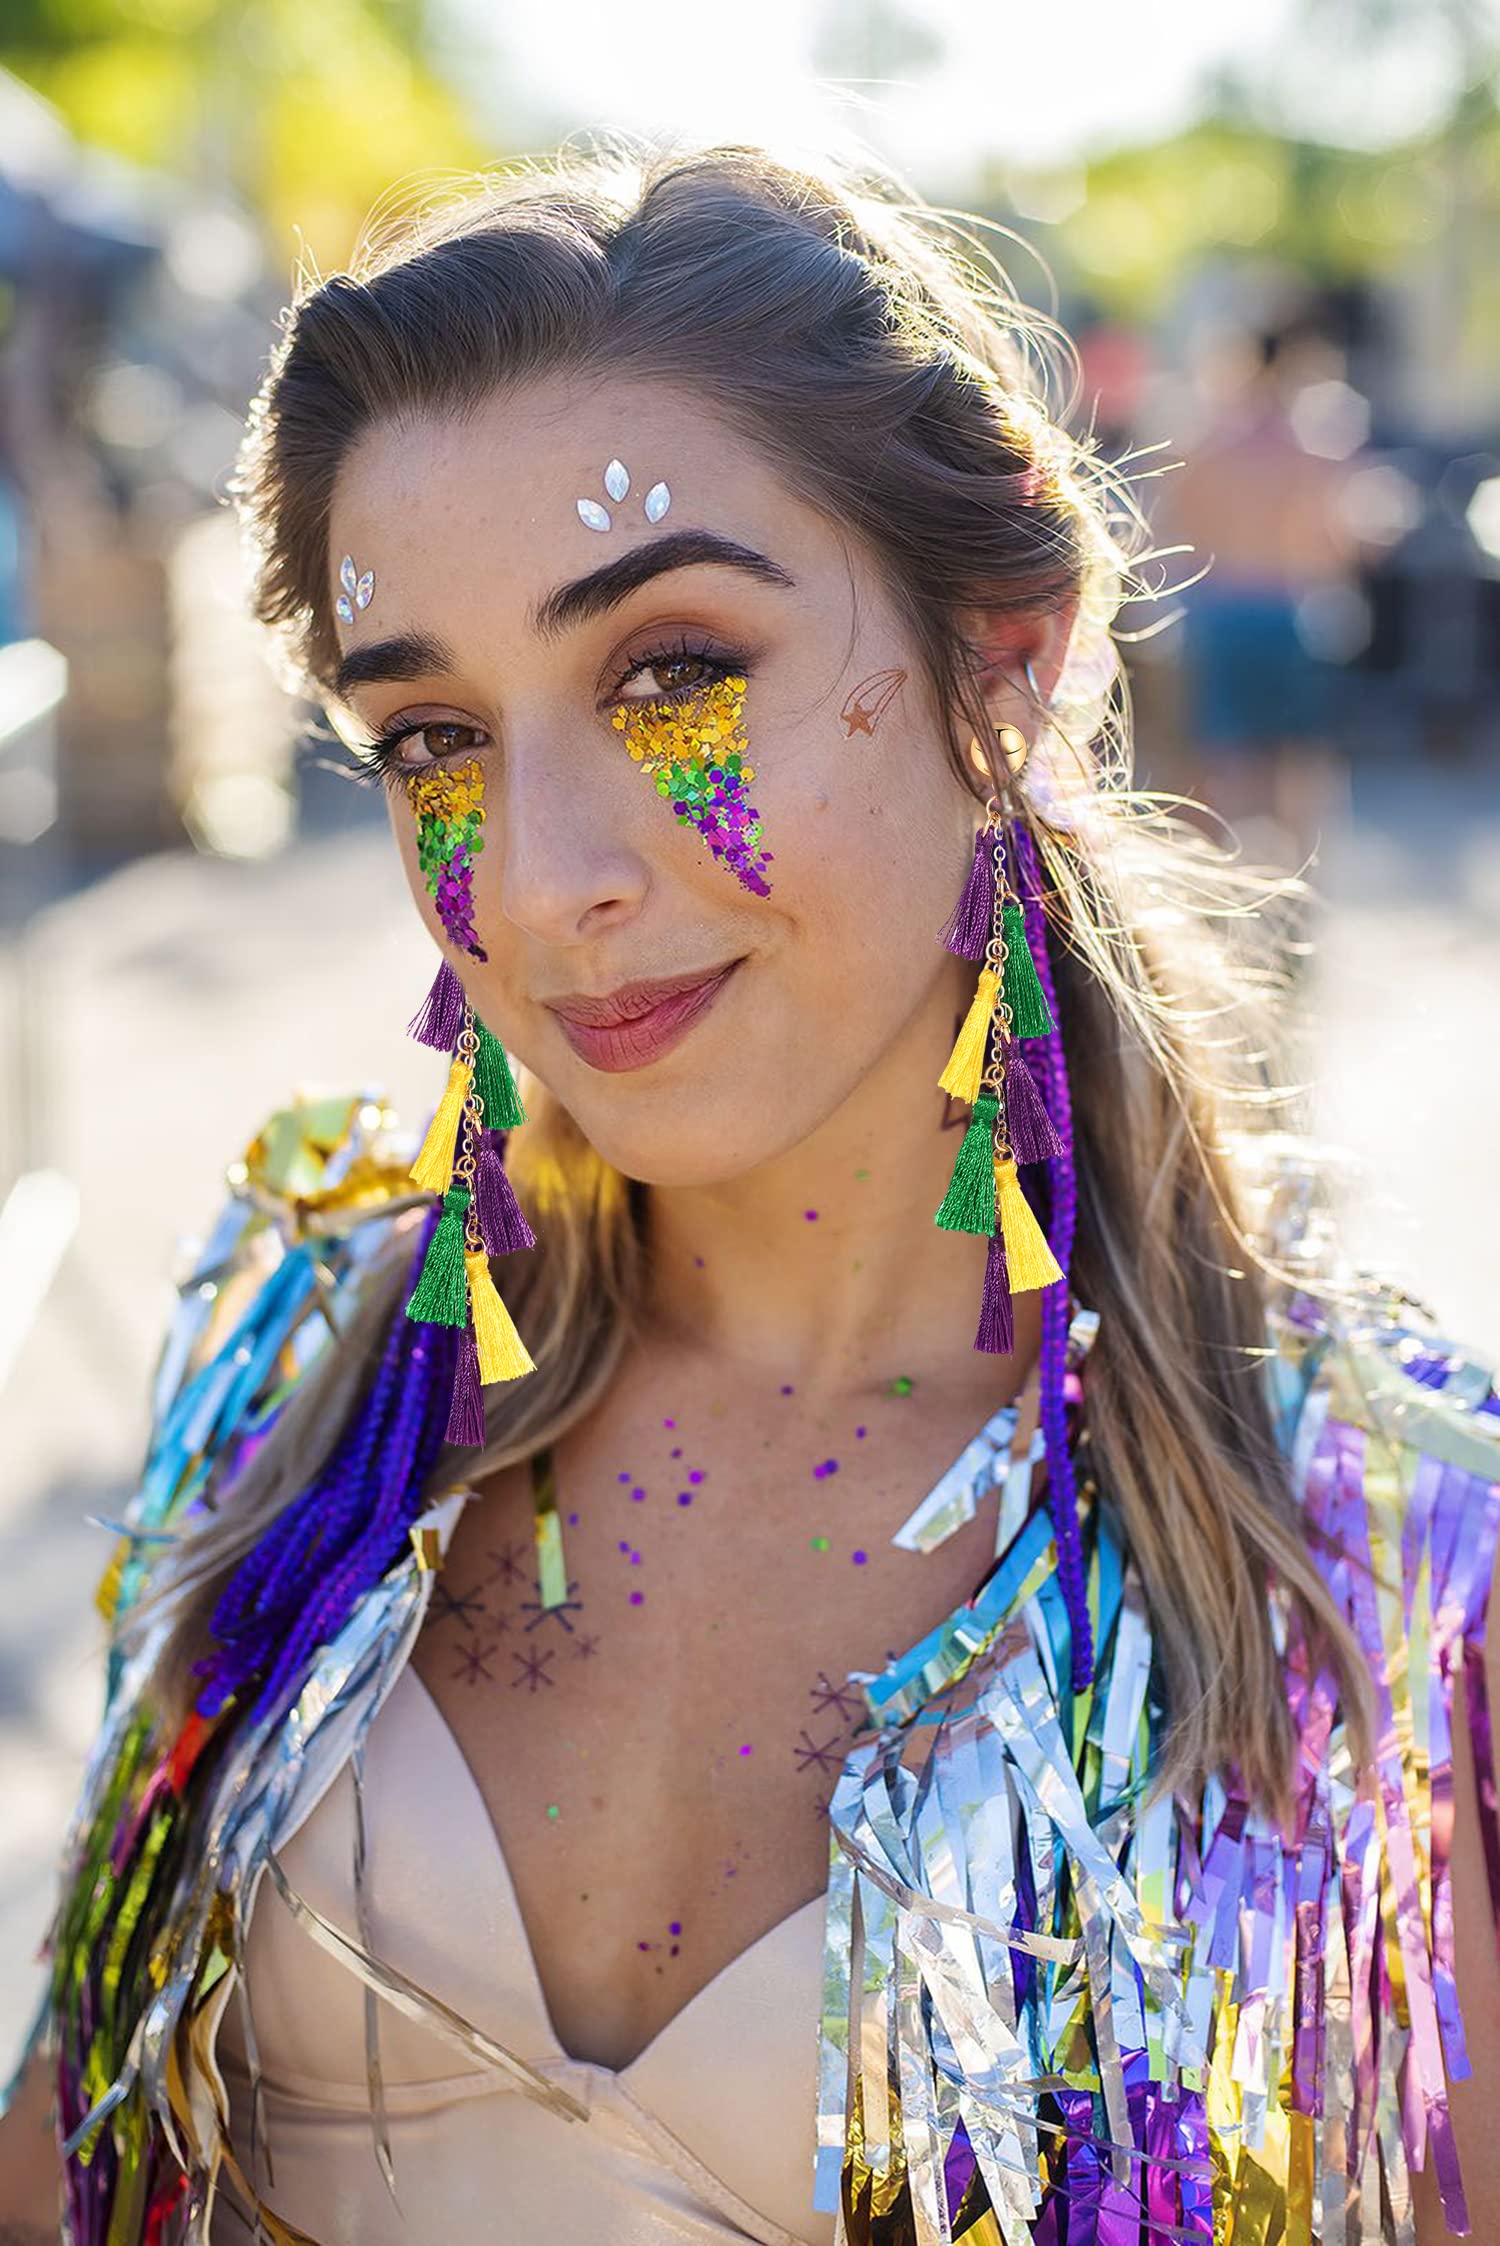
[547,960,741,1073]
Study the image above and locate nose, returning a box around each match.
[487,728,649,948]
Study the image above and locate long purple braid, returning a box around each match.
[196,1206,459,1723]
[1011,821,1094,1691]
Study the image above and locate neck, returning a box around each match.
[641,953,1043,1412]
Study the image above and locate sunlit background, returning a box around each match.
[2,0,1498,2049]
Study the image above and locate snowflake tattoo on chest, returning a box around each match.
[451,1638,505,1687]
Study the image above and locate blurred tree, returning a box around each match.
[0,0,497,270]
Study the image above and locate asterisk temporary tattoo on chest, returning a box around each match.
[511,1646,557,1693]
[572,1632,601,1661]
[808,1671,864,1727]
[429,1581,488,1632]
[520,1577,585,1635]
[451,1638,505,1687]
[793,1728,845,1779]
[485,1539,530,1590]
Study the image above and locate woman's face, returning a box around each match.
[325,372,992,1187]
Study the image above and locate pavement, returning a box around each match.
[1,749,1497,2059]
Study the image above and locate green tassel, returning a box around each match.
[1000,903,1054,1038]
[472,1016,527,1129]
[405,1187,473,1324]
[934,1093,999,1235]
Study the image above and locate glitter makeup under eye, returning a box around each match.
[406,757,488,960]
[610,674,773,897]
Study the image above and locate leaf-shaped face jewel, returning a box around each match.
[355,570,375,609]
[577,498,612,532]
[335,595,355,624]
[604,458,630,501]
[643,481,671,523]
[339,554,358,595]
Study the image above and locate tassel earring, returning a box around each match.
[403,960,538,1445]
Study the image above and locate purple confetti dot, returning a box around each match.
[663,1418,675,1429]
[780,1383,794,1396]
[739,1743,753,1756]
[630,1590,645,1605]
[618,1539,630,1552]
[855,1426,866,1439]
[813,1458,839,1479]
[671,1447,683,1459]
[677,1491,692,1506]
[669,1920,681,1936]
[567,1511,579,1525]
[851,1549,868,1565]
[688,1469,704,1485]
[632,1487,645,1501]
[637,1940,650,1951]
[804,1208,819,1221]
[618,1471,631,1484]
[631,1552,642,1565]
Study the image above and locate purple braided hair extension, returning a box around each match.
[196,1207,457,1719]
[1011,820,1094,1691]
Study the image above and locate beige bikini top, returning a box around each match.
[214,1651,836,2246]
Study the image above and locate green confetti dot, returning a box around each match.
[546,1803,560,1819]
[888,1375,914,1397]
[810,1534,830,1552]
[854,1168,870,1180]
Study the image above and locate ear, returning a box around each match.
[959,590,1083,733]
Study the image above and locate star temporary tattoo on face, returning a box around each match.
[511,1646,557,1693]
[429,1581,488,1632]
[793,1728,846,1780]
[572,1632,601,1661]
[451,1637,505,1687]
[808,1671,864,1728]
[485,1539,530,1590]
[520,1577,585,1635]
[839,667,907,739]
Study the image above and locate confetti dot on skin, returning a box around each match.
[804,1208,819,1222]
[669,1920,682,1936]
[618,1540,630,1553]
[813,1459,839,1480]
[618,1471,631,1484]
[632,1487,646,1502]
[855,1427,867,1440]
[854,1168,870,1180]
[688,1469,704,1485]
[810,1535,830,1553]
[671,1446,683,1459]
[694,1256,705,1268]
[546,1804,560,1820]
[663,1418,675,1429]
[739,1743,753,1756]
[677,1492,692,1507]
[888,1375,914,1397]
[780,1383,794,1397]
[851,1549,869,1566]
[630,1590,645,1606]
[567,1511,579,1525]
[631,1553,642,1565]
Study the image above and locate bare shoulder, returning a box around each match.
[0,2044,60,2240]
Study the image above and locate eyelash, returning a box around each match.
[353,636,749,794]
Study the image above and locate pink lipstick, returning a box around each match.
[547,960,742,1073]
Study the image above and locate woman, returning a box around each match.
[2,140,1497,2246]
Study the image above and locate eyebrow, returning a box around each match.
[530,528,796,641]
[330,529,795,705]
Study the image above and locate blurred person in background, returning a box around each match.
[1,140,1497,2246]
[1161,313,1368,869]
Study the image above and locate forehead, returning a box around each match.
[328,372,816,634]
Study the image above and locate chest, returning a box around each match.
[407,1353,1034,2069]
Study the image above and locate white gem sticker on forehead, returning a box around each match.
[575,457,671,533]
[334,551,375,624]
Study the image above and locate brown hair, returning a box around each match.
[190,134,1370,1817]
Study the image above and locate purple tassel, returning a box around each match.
[974,1228,1015,1355]
[1006,1046,1064,1164]
[407,957,466,1051]
[474,1130,536,1254]
[445,1326,487,1446]
[936,827,999,961]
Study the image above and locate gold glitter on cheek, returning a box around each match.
[406,756,489,960]
[610,675,774,896]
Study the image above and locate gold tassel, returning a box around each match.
[464,1250,536,1382]
[409,1057,473,1192]
[994,1156,1062,1291]
[938,966,1000,1103]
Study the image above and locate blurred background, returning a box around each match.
[2,0,1499,2053]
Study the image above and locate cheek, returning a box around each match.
[391,759,491,962]
[610,674,774,899]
